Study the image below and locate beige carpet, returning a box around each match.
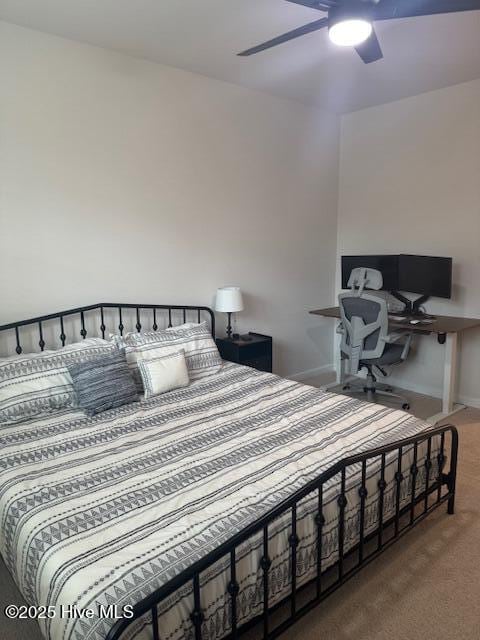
[1,408,479,640]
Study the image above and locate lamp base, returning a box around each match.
[226,312,233,339]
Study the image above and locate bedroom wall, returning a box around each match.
[0,21,340,378]
[337,79,480,406]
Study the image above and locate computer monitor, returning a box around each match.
[398,254,452,299]
[341,255,399,291]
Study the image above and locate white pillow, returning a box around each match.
[166,322,199,331]
[111,322,199,345]
[138,349,190,399]
[0,338,118,424]
[122,321,222,389]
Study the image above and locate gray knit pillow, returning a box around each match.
[68,350,138,416]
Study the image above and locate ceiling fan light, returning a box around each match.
[329,19,372,46]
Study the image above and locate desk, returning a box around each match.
[310,307,480,424]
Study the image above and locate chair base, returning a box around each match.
[342,368,410,411]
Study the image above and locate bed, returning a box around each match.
[0,303,458,640]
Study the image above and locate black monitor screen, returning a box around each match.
[398,255,452,299]
[341,255,399,291]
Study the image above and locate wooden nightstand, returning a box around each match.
[216,333,272,373]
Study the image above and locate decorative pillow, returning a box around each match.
[0,338,117,425]
[68,350,138,416]
[110,323,199,346]
[122,321,222,391]
[138,349,190,399]
[165,322,199,332]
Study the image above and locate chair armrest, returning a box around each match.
[381,332,412,361]
[380,331,411,344]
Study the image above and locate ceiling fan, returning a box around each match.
[238,0,480,64]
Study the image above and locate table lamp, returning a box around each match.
[215,287,244,339]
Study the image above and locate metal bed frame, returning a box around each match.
[0,303,458,640]
[0,303,215,354]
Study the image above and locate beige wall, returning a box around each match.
[5,21,477,397]
[0,22,340,377]
[338,79,480,406]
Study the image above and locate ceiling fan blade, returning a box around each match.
[354,27,383,63]
[284,0,336,10]
[238,17,328,56]
[373,0,480,21]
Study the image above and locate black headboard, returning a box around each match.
[0,303,215,356]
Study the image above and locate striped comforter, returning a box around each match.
[0,363,434,640]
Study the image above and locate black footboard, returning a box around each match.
[105,423,458,640]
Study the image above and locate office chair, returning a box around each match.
[338,267,412,409]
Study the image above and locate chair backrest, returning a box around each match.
[339,267,389,374]
[347,267,383,294]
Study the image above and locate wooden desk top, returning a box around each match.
[310,307,480,335]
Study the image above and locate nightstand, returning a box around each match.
[216,333,272,373]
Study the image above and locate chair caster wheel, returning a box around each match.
[402,403,410,411]
[343,385,350,391]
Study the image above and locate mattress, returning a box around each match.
[0,363,437,640]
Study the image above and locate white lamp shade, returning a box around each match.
[215,287,244,313]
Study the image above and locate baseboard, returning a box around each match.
[458,394,480,410]
[370,373,480,410]
[287,366,480,410]
[386,375,440,401]
[287,364,334,383]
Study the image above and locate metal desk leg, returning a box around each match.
[443,332,457,414]
[427,332,466,424]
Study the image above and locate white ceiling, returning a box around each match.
[1,0,480,113]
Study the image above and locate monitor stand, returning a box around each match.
[390,291,432,317]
